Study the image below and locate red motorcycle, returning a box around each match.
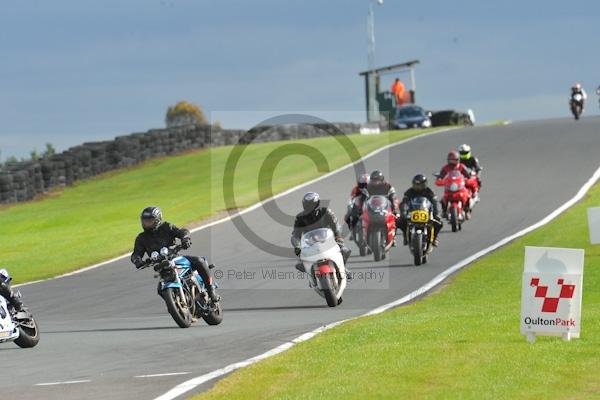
[361,194,397,261]
[435,170,478,232]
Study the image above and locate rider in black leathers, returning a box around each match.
[131,206,220,303]
[365,170,399,211]
[0,269,23,311]
[458,143,482,188]
[291,192,351,273]
[397,174,443,247]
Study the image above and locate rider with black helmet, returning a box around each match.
[344,173,370,230]
[291,192,351,272]
[398,174,443,246]
[130,206,220,303]
[366,170,399,211]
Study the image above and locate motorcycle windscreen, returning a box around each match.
[409,196,431,211]
[367,195,390,212]
[445,170,465,191]
[301,228,338,252]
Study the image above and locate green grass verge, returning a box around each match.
[2,128,442,284]
[192,178,600,399]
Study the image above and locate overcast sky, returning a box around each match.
[1,0,599,159]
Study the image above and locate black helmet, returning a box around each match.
[141,206,163,232]
[412,174,428,192]
[302,192,320,214]
[370,170,384,184]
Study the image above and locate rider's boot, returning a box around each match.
[295,262,306,273]
[207,284,221,303]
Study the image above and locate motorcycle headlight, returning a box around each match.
[450,183,459,192]
[160,247,170,257]
[151,251,160,261]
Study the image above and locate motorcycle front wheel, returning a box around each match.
[163,288,192,328]
[319,274,338,308]
[372,230,383,262]
[412,233,423,266]
[450,208,459,232]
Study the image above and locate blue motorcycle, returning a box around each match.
[142,245,222,328]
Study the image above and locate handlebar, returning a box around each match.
[138,243,185,270]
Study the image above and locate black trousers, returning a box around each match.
[184,256,213,286]
[0,282,18,307]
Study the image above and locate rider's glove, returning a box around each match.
[294,247,301,257]
[181,236,192,250]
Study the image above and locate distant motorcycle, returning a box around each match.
[141,245,222,328]
[570,93,584,120]
[361,194,397,261]
[435,171,478,232]
[0,269,40,348]
[298,228,347,307]
[406,197,436,266]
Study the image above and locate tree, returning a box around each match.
[165,101,208,127]
[30,149,41,161]
[43,143,56,159]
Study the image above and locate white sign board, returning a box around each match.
[359,123,381,135]
[520,246,584,342]
[587,207,600,244]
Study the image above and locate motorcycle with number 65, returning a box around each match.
[141,245,222,328]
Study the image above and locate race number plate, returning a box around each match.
[410,210,429,223]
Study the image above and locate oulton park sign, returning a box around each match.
[520,246,584,343]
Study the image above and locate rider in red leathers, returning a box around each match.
[437,151,478,216]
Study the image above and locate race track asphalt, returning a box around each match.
[2,117,600,400]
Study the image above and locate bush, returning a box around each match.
[165,101,207,127]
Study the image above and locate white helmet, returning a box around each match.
[0,268,11,284]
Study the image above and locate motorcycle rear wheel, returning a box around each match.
[14,316,40,348]
[202,301,223,326]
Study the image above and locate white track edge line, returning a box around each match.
[14,127,455,288]
[35,380,91,386]
[154,164,600,400]
[135,372,191,378]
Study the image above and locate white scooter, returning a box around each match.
[0,269,40,348]
[298,228,347,307]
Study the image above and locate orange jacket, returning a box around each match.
[391,80,405,96]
